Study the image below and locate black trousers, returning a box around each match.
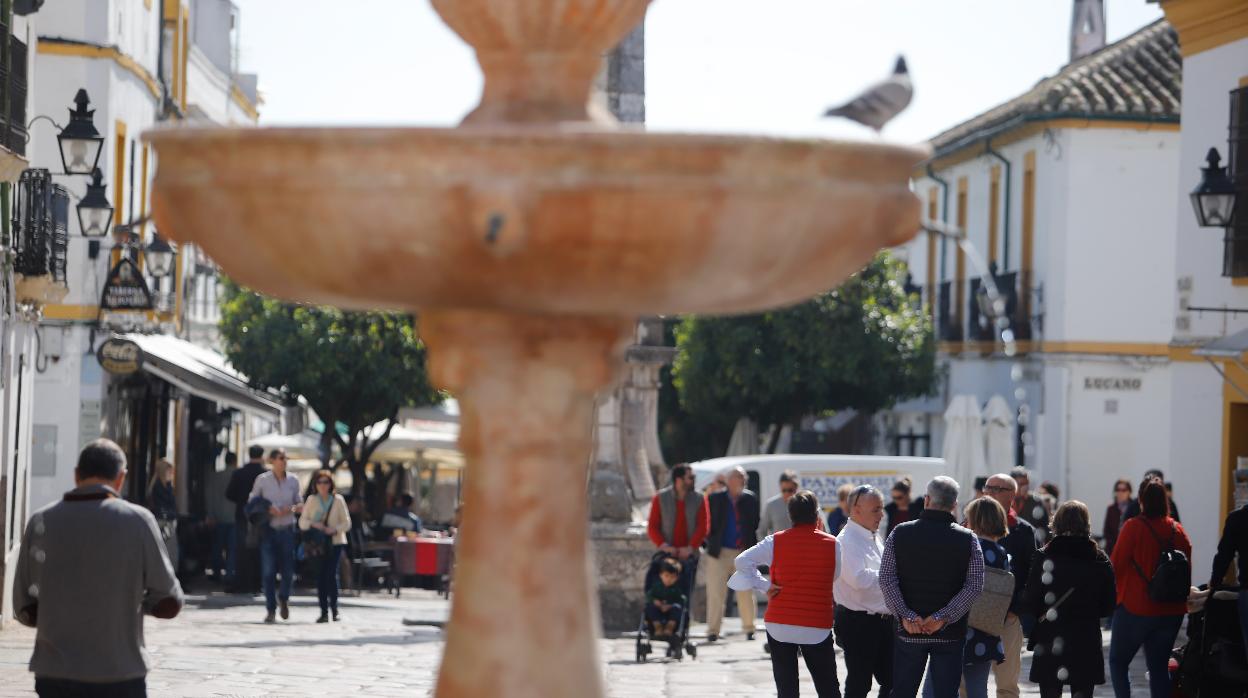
[35,677,146,698]
[834,606,894,698]
[768,630,842,698]
[1038,682,1094,698]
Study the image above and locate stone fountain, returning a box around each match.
[145,1,926,696]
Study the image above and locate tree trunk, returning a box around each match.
[765,424,783,454]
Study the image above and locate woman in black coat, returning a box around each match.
[1022,499,1117,698]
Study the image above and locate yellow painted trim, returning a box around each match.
[1158,0,1248,57]
[230,84,260,122]
[954,177,968,341]
[140,144,150,238]
[1232,277,1248,287]
[180,10,190,113]
[1021,152,1036,337]
[1240,76,1248,88]
[939,340,1248,363]
[927,188,938,324]
[989,166,1001,267]
[36,42,160,101]
[1220,362,1248,527]
[145,0,152,9]
[111,121,127,268]
[914,119,1181,177]
[42,304,99,321]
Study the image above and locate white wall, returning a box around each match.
[1173,37,1248,342]
[1061,127,1179,343]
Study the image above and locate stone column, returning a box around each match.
[587,24,678,632]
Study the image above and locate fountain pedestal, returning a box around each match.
[145,2,926,695]
[421,310,632,697]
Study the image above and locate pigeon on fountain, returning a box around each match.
[822,56,913,132]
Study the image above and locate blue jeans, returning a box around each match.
[212,521,237,581]
[260,526,296,613]
[920,658,991,698]
[894,639,963,698]
[1108,606,1182,698]
[317,545,344,615]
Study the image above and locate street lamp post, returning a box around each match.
[57,89,105,176]
[1191,147,1238,228]
[145,234,176,279]
[76,169,114,239]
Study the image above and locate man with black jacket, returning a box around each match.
[705,466,761,642]
[225,445,266,593]
[1211,501,1248,654]
[983,473,1037,698]
[880,476,984,698]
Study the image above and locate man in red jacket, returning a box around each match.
[730,490,842,698]
[647,464,709,561]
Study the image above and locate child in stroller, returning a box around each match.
[636,552,698,662]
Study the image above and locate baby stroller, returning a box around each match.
[1174,586,1248,698]
[635,552,698,662]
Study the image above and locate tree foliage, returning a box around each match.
[672,252,936,454]
[219,281,441,505]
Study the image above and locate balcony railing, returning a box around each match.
[937,280,962,342]
[14,168,69,281]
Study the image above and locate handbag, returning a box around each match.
[301,497,335,559]
[968,565,1015,636]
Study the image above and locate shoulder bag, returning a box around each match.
[968,565,1015,636]
[301,497,336,559]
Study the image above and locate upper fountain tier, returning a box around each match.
[145,0,927,317]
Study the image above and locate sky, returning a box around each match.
[231,0,1164,143]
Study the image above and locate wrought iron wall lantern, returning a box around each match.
[1192,148,1237,228]
[77,168,113,238]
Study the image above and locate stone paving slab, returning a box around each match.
[0,590,1158,697]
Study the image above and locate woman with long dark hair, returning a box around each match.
[1102,478,1133,555]
[1108,477,1191,698]
[299,470,351,622]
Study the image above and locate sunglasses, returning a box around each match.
[780,487,798,495]
[316,479,332,485]
[983,485,1013,494]
[1115,487,1131,493]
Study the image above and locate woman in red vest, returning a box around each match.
[730,490,842,698]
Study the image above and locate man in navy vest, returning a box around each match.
[731,490,842,698]
[880,476,984,698]
[705,466,761,642]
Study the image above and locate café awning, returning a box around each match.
[117,333,304,433]
[1194,328,1248,401]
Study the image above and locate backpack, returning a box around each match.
[1132,519,1191,604]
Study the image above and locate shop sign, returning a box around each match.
[1083,377,1142,391]
[97,338,143,375]
[100,257,154,311]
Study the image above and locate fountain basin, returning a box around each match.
[147,126,926,316]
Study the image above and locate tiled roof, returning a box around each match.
[929,19,1181,157]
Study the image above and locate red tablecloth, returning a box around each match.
[394,537,454,576]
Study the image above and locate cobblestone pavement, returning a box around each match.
[0,590,1158,697]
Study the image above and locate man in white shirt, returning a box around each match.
[730,491,843,698]
[248,449,303,623]
[834,484,893,698]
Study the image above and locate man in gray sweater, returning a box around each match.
[13,438,184,697]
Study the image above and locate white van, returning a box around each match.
[690,454,948,518]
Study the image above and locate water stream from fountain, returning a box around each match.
[921,221,1035,467]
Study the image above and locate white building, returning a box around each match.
[16,0,288,622]
[0,1,47,630]
[894,14,1192,551]
[1152,0,1248,581]
[894,0,1248,575]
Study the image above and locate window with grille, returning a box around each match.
[1225,86,1248,278]
[13,168,69,279]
